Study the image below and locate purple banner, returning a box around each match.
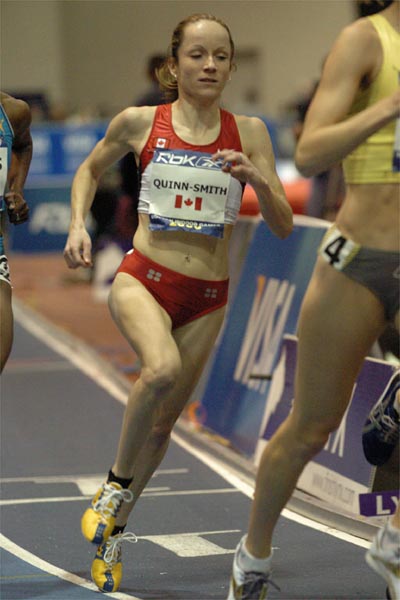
[258,336,395,490]
[359,490,400,517]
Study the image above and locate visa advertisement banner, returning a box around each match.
[200,216,330,456]
[255,335,395,514]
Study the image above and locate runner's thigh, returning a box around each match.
[293,257,387,427]
[109,272,180,369]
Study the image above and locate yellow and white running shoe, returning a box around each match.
[81,481,133,545]
[92,532,137,593]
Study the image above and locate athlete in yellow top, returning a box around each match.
[227,1,400,599]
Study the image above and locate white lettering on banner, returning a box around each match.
[30,203,72,234]
[376,495,399,516]
[311,471,355,506]
[298,461,367,513]
[234,276,295,393]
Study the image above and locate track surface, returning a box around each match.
[0,315,387,600]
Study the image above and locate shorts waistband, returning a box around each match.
[130,248,229,286]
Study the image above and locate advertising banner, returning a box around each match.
[9,123,106,253]
[10,187,73,253]
[200,216,330,456]
[359,490,399,517]
[255,335,395,514]
[28,123,106,181]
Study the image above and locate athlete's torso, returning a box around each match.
[133,103,244,279]
[343,13,400,185]
[337,13,400,251]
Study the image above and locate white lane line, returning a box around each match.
[1,496,90,506]
[138,530,241,557]
[171,432,370,550]
[141,529,241,538]
[0,488,239,507]
[5,360,75,373]
[14,301,370,552]
[13,302,128,404]
[0,468,189,484]
[123,487,240,498]
[0,534,141,600]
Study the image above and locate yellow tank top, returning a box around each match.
[342,14,400,184]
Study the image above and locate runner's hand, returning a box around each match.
[4,191,30,225]
[64,226,93,269]
[212,149,259,185]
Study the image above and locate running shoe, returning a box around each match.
[91,532,137,593]
[228,569,270,600]
[365,521,400,600]
[227,540,277,600]
[362,371,400,466]
[81,481,133,545]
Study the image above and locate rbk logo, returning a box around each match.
[154,150,221,170]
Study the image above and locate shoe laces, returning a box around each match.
[103,532,138,566]
[94,483,134,518]
[370,407,400,444]
[240,571,280,598]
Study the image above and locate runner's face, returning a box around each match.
[174,20,232,99]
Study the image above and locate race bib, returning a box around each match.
[319,226,360,270]
[148,149,230,238]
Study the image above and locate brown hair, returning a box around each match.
[355,0,393,17]
[157,14,235,93]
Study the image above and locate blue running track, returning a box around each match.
[0,310,388,599]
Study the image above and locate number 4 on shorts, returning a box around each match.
[323,235,347,265]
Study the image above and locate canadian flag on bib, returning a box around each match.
[175,195,203,211]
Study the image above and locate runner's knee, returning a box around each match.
[140,357,182,394]
[291,417,340,459]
